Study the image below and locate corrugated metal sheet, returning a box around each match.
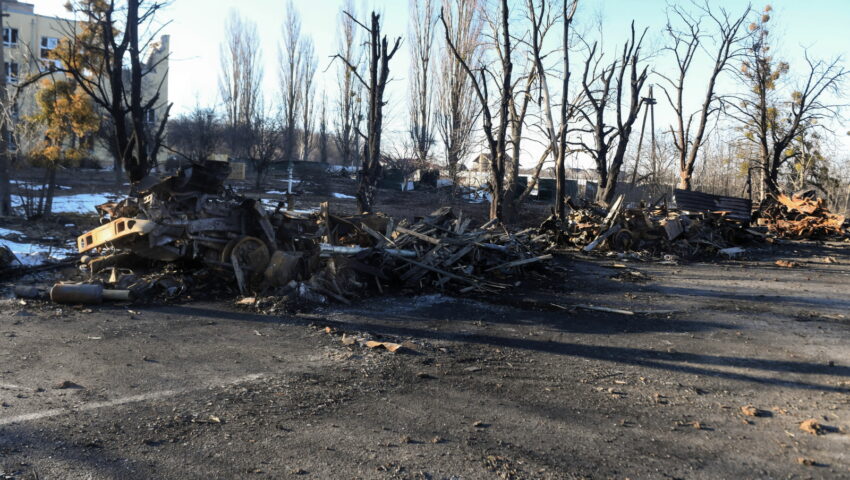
[673,189,752,223]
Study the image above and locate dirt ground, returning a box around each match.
[1,237,849,479]
[2,167,850,479]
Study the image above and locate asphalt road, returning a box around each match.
[2,241,850,479]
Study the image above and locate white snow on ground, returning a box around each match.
[12,193,115,214]
[464,190,492,204]
[0,238,76,266]
[0,227,22,237]
[331,192,355,199]
[327,165,356,172]
[10,180,71,190]
[266,190,288,195]
[51,194,114,213]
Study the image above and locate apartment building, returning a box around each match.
[2,0,170,166]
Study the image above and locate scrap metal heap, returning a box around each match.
[74,162,551,305]
[759,192,846,239]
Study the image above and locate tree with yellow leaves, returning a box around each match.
[40,0,171,185]
[26,78,99,215]
[728,5,847,200]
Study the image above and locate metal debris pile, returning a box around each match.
[540,194,757,257]
[759,193,846,239]
[60,162,550,305]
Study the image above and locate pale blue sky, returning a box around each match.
[25,0,850,164]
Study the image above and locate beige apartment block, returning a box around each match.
[2,0,170,167]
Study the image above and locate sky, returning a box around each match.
[26,0,850,167]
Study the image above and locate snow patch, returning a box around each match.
[331,192,355,199]
[10,180,71,190]
[12,193,115,214]
[1,238,76,266]
[0,227,23,238]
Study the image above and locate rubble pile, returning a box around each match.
[311,206,552,301]
[759,193,846,239]
[540,195,756,257]
[62,162,550,306]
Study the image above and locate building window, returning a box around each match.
[3,27,18,47]
[40,36,59,59]
[4,62,18,83]
[144,109,156,124]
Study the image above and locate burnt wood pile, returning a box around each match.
[539,194,757,257]
[759,193,846,239]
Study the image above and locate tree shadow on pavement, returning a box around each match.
[157,303,848,394]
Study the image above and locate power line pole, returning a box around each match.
[0,0,11,216]
[629,85,656,189]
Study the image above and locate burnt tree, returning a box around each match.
[658,2,750,191]
[576,23,648,206]
[527,0,578,218]
[49,0,172,184]
[440,0,513,220]
[335,12,401,213]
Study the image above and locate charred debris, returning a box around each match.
[48,162,552,307]
[7,163,848,307]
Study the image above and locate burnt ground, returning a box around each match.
[1,237,850,479]
[2,167,850,478]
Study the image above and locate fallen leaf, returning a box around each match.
[364,340,404,353]
[236,297,256,305]
[796,457,816,466]
[740,405,767,417]
[775,259,799,268]
[799,418,824,435]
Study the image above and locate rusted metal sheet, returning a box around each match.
[673,189,752,224]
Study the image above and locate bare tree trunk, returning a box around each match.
[408,0,436,168]
[338,12,401,213]
[504,63,535,222]
[280,1,304,168]
[555,0,577,218]
[437,0,482,190]
[300,40,317,162]
[660,4,750,191]
[490,0,513,221]
[43,164,57,216]
[528,0,577,218]
[441,0,511,220]
[49,0,172,184]
[0,0,10,216]
[318,93,329,163]
[219,11,263,128]
[334,0,363,167]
